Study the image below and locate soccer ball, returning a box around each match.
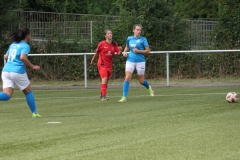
[226,92,238,103]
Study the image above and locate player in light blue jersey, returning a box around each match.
[119,24,154,102]
[118,24,154,102]
[0,28,41,117]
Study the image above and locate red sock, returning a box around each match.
[101,84,107,96]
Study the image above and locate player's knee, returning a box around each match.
[101,78,108,84]
[125,77,131,82]
[138,79,144,84]
[23,90,32,95]
[22,85,31,94]
[138,76,145,84]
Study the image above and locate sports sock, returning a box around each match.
[0,92,10,101]
[123,81,130,98]
[141,79,150,89]
[25,91,37,113]
[101,84,107,96]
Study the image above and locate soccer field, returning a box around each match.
[0,86,240,160]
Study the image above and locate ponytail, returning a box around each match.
[112,39,116,46]
[6,28,30,42]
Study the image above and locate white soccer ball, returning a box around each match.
[226,92,238,103]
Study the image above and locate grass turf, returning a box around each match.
[29,77,240,86]
[0,86,240,160]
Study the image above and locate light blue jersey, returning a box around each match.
[3,41,30,74]
[126,36,149,62]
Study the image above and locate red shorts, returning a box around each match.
[98,67,112,79]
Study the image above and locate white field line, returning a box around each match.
[10,92,227,100]
[47,122,61,124]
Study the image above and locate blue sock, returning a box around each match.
[141,79,150,89]
[123,81,130,98]
[25,91,37,113]
[0,92,10,101]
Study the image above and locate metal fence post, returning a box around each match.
[166,52,170,86]
[90,21,93,44]
[90,21,93,52]
[84,54,88,88]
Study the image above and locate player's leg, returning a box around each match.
[136,62,148,88]
[23,86,41,117]
[0,72,14,101]
[98,67,104,98]
[137,62,154,96]
[98,67,109,101]
[101,77,109,101]
[101,69,112,101]
[11,72,41,117]
[119,62,135,102]
[0,88,13,100]
[123,71,132,96]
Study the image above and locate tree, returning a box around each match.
[172,0,219,18]
[0,0,27,60]
[111,0,189,50]
[25,0,88,13]
[213,1,240,49]
[24,0,120,15]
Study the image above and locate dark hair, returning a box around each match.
[133,24,142,30]
[6,28,30,42]
[104,29,117,46]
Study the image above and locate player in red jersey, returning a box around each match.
[90,29,122,101]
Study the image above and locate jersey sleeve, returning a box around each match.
[6,43,14,54]
[143,37,149,47]
[21,44,30,55]
[126,36,132,46]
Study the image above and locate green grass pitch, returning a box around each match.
[0,86,240,160]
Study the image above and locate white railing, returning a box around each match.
[151,50,240,86]
[4,50,240,88]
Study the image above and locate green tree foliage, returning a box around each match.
[91,0,190,50]
[25,0,88,13]
[0,0,27,34]
[208,1,240,77]
[87,0,119,15]
[0,0,27,59]
[24,0,119,14]
[172,0,219,18]
[1,0,240,80]
[213,1,240,49]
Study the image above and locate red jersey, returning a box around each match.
[96,41,120,68]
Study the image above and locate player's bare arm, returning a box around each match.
[20,54,40,70]
[4,54,8,60]
[123,45,129,57]
[117,46,122,55]
[133,46,150,54]
[90,51,99,65]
